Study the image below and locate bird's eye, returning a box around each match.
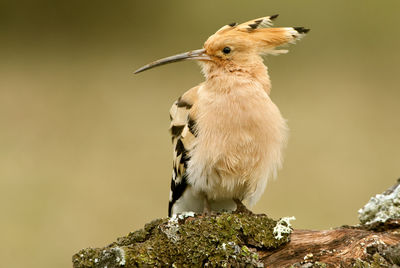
[222,47,231,54]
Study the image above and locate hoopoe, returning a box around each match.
[135,15,309,216]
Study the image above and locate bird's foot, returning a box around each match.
[202,207,211,216]
[233,198,253,215]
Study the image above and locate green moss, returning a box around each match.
[72,213,292,267]
[382,243,400,265]
[352,253,394,268]
[72,247,126,268]
[72,248,101,268]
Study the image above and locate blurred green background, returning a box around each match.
[1,0,399,267]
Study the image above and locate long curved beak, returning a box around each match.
[134,48,210,74]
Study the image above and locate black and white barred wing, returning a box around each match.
[168,93,197,216]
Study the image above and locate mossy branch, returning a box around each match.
[72,180,400,267]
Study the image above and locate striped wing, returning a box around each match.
[168,93,197,216]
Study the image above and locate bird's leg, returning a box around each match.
[202,194,211,216]
[233,198,253,215]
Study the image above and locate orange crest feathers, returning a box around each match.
[206,15,309,56]
[236,15,279,31]
[215,15,279,34]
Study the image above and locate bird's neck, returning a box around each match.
[201,61,271,94]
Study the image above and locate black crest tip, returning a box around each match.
[248,23,258,29]
[270,14,279,20]
[228,22,237,27]
[294,27,310,34]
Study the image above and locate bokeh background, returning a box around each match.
[1,0,399,267]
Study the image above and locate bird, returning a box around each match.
[134,15,309,217]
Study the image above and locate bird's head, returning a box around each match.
[134,15,309,75]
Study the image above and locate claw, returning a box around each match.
[233,198,253,215]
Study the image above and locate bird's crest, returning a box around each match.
[216,15,278,34]
[204,14,309,58]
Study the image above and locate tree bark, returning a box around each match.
[261,220,400,267]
